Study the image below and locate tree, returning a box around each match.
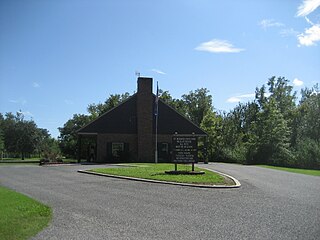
[58,114,91,158]
[34,128,54,157]
[254,98,292,165]
[215,76,297,166]
[297,84,320,143]
[267,76,296,116]
[158,89,174,105]
[157,89,188,116]
[1,112,41,159]
[200,110,223,161]
[87,92,130,118]
[181,88,213,126]
[293,84,320,169]
[0,129,4,160]
[16,118,39,159]
[0,113,4,159]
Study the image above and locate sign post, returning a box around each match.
[165,134,204,175]
[172,135,198,165]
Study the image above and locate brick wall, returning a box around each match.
[137,77,154,162]
[95,78,174,163]
[96,134,137,162]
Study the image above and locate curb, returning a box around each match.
[198,167,241,188]
[78,168,241,189]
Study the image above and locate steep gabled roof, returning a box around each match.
[78,94,207,136]
[78,94,137,134]
[155,98,207,135]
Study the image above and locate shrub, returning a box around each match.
[294,138,320,169]
[221,144,247,164]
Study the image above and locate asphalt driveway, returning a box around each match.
[0,163,319,240]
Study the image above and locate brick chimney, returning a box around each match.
[137,77,154,162]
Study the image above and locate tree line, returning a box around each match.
[200,77,320,169]
[2,76,319,168]
[58,76,319,169]
[0,112,59,160]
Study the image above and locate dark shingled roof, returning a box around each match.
[155,98,206,135]
[78,94,206,136]
[78,95,137,134]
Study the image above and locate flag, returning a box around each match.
[154,81,159,116]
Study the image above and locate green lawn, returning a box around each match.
[91,163,228,185]
[0,186,52,240]
[258,165,320,176]
[1,157,41,161]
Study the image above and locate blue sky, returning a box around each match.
[1,0,319,138]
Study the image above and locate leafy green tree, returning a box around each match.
[181,88,213,126]
[0,129,4,160]
[297,84,320,142]
[292,84,320,169]
[255,98,293,165]
[219,102,260,164]
[200,110,223,161]
[34,128,59,158]
[158,89,188,116]
[158,89,174,104]
[267,76,296,116]
[217,77,296,166]
[87,92,130,118]
[16,118,39,159]
[0,113,4,159]
[58,114,91,158]
[1,112,40,159]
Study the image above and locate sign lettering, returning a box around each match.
[172,136,198,163]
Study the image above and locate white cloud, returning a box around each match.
[195,39,244,53]
[298,24,320,46]
[280,28,299,37]
[32,82,40,88]
[297,0,320,17]
[259,19,285,29]
[296,1,320,47]
[227,93,255,103]
[293,78,304,86]
[305,16,315,25]
[227,97,241,103]
[151,69,166,75]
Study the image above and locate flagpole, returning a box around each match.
[155,111,158,164]
[155,81,159,164]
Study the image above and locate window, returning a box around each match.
[160,143,168,153]
[112,143,124,157]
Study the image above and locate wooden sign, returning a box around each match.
[172,135,198,163]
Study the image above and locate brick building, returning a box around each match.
[77,77,207,163]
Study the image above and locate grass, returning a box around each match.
[0,186,52,240]
[258,165,320,176]
[2,157,41,161]
[0,157,40,166]
[0,159,40,166]
[0,157,41,161]
[91,163,228,185]
[0,158,79,165]
[0,162,39,166]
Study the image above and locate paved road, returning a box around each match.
[0,163,319,240]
